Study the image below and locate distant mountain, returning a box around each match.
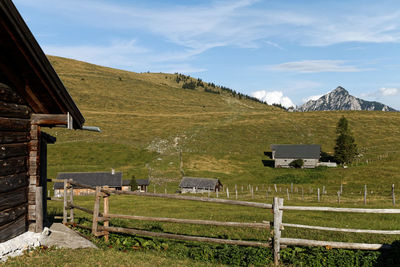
[298,86,397,112]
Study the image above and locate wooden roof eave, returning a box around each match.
[0,0,84,129]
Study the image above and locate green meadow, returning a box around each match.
[30,56,400,266]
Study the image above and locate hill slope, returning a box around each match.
[298,86,396,112]
[46,56,400,192]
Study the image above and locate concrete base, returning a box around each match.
[1,223,96,262]
[0,228,49,262]
[41,223,97,249]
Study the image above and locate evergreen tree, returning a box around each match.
[130,175,138,191]
[334,116,357,164]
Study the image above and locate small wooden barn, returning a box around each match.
[179,177,223,193]
[271,144,321,168]
[0,0,85,242]
[54,172,127,197]
[136,179,150,192]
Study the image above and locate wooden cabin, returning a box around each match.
[179,177,223,193]
[271,144,321,168]
[0,0,85,243]
[54,172,127,197]
[136,179,150,192]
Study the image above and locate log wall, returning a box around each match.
[0,83,30,242]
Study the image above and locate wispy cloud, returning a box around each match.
[267,60,367,73]
[360,87,400,99]
[379,87,399,96]
[45,40,149,69]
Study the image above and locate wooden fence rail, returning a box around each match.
[61,181,400,266]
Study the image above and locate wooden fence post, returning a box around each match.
[92,186,101,236]
[35,186,43,232]
[392,184,396,206]
[63,180,68,224]
[364,185,367,205]
[273,197,284,266]
[103,191,110,242]
[69,179,74,223]
[317,188,320,202]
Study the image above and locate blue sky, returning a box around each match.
[14,0,400,109]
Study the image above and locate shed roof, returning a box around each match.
[0,0,84,128]
[136,179,150,186]
[179,177,222,189]
[271,144,321,159]
[54,172,122,189]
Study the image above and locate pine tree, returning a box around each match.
[334,116,357,164]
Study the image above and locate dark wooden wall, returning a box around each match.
[0,82,30,242]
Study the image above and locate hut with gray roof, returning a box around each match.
[179,177,223,193]
[54,170,128,197]
[271,144,321,168]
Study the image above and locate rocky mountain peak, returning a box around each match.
[331,86,348,94]
[298,86,396,112]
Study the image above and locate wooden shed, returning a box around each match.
[0,0,85,242]
[179,177,223,193]
[54,171,125,197]
[270,144,321,168]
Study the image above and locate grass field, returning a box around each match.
[45,56,400,198]
[18,55,400,265]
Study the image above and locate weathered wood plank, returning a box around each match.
[0,172,28,193]
[0,187,27,211]
[0,205,26,226]
[0,156,26,176]
[273,197,284,266]
[0,117,30,131]
[0,143,28,159]
[35,187,43,233]
[99,225,271,248]
[31,114,68,126]
[102,213,270,229]
[0,83,25,105]
[282,223,400,235]
[0,131,29,144]
[28,140,39,152]
[28,205,36,220]
[282,206,400,214]
[280,238,391,250]
[0,101,30,119]
[99,187,273,209]
[0,215,27,243]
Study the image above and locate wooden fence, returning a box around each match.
[61,179,400,266]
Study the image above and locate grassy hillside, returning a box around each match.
[46,56,400,200]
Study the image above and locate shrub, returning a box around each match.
[289,159,304,168]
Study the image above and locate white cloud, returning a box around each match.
[379,87,399,96]
[360,87,400,99]
[251,90,295,108]
[267,60,367,73]
[302,94,324,103]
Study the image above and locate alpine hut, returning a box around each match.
[54,171,125,197]
[271,144,321,168]
[179,177,223,193]
[0,0,85,242]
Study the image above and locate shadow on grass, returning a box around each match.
[374,240,400,266]
[262,159,275,167]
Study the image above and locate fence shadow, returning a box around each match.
[374,240,400,266]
